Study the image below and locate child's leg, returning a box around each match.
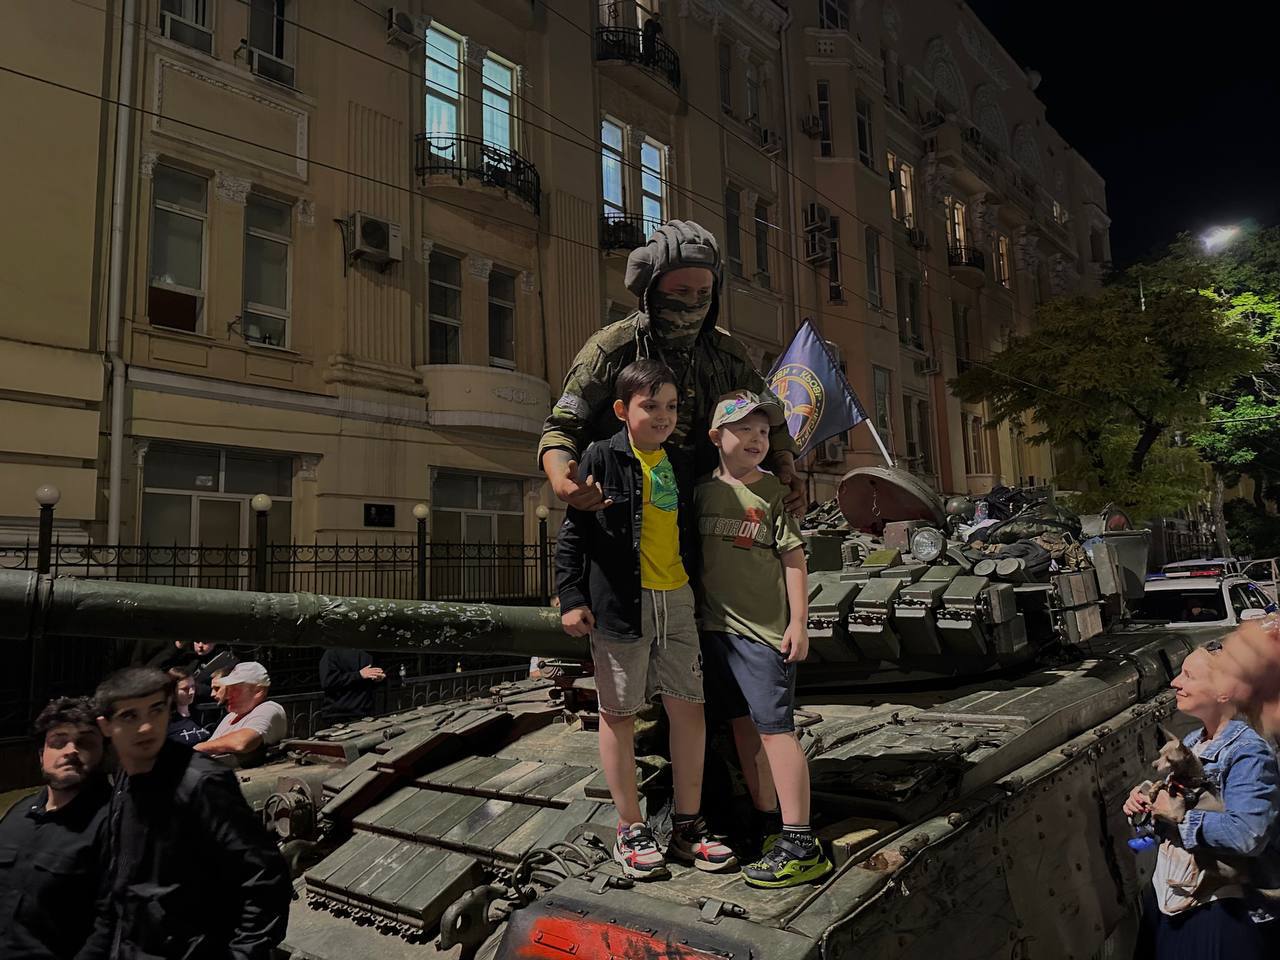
[759,730,809,826]
[662,694,705,816]
[731,716,777,813]
[598,711,644,825]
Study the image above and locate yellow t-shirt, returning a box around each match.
[632,441,689,591]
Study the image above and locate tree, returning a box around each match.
[952,251,1262,517]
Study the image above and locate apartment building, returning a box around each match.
[0,0,1108,547]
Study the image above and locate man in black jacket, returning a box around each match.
[93,667,291,960]
[317,648,385,725]
[0,696,112,960]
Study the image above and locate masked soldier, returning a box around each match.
[539,220,801,511]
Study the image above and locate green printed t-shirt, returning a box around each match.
[694,473,805,649]
[632,441,689,591]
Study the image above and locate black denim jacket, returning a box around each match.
[555,427,698,640]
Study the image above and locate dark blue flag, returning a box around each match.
[767,319,867,460]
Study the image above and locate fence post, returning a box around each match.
[536,504,550,606]
[251,493,272,591]
[35,484,61,575]
[413,503,429,600]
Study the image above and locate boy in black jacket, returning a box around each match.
[556,360,736,880]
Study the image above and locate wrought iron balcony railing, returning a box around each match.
[599,212,650,252]
[947,244,987,272]
[414,133,541,213]
[595,26,681,92]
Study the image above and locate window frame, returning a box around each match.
[248,0,287,60]
[895,272,921,347]
[425,25,463,159]
[952,302,971,372]
[481,52,517,158]
[487,268,517,370]
[818,0,849,31]
[148,164,209,334]
[640,138,666,235]
[428,251,464,365]
[872,364,893,454]
[242,193,293,349]
[945,194,968,248]
[430,469,526,544]
[903,394,934,475]
[855,95,875,169]
[816,80,833,158]
[719,41,733,113]
[864,226,881,308]
[753,202,771,287]
[887,151,915,227]
[996,233,1013,288]
[725,186,744,279]
[827,215,842,302]
[745,62,761,125]
[600,118,626,219]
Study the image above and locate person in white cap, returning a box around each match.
[194,661,287,766]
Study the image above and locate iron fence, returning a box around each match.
[413,132,541,213]
[594,26,681,91]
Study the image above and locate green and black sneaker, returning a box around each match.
[742,836,833,889]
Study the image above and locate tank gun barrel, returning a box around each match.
[0,570,581,660]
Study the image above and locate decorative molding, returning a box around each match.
[631,128,647,151]
[735,41,752,63]
[419,238,434,263]
[739,0,788,33]
[1049,253,1074,296]
[679,0,719,27]
[295,198,315,226]
[214,172,252,205]
[468,256,494,280]
[134,439,150,467]
[972,194,999,239]
[881,0,902,41]
[922,37,969,114]
[957,20,1009,91]
[973,84,1010,152]
[1013,226,1042,273]
[923,158,952,200]
[520,271,536,294]
[139,152,159,179]
[297,454,321,481]
[464,38,488,67]
[1011,124,1044,183]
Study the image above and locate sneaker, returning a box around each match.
[742,836,833,888]
[614,822,670,881]
[668,816,739,872]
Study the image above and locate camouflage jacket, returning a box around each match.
[538,312,797,480]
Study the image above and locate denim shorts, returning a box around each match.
[701,631,796,734]
[591,583,704,717]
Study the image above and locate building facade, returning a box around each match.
[0,0,1108,548]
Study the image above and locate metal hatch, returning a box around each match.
[837,466,946,534]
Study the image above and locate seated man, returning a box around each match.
[194,662,287,767]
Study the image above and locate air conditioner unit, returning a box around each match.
[248,48,296,88]
[816,437,846,464]
[386,8,430,48]
[161,9,213,55]
[913,355,941,376]
[351,212,403,265]
[799,114,822,137]
[759,129,783,157]
[907,227,928,249]
[803,202,830,232]
[804,230,831,263]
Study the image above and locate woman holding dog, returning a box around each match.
[1123,643,1280,958]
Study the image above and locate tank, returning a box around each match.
[0,469,1233,960]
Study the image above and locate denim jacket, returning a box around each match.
[1177,719,1280,915]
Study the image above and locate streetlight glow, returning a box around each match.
[1202,225,1241,253]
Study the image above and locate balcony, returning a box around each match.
[947,244,987,288]
[414,133,541,215]
[600,213,650,253]
[595,26,681,97]
[418,364,552,436]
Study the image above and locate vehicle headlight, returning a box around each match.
[910,526,947,563]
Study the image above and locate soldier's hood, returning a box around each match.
[624,219,722,337]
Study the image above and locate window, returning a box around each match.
[640,139,665,234]
[242,195,292,347]
[816,81,833,158]
[827,216,843,301]
[428,253,463,364]
[864,227,881,308]
[895,61,906,110]
[719,41,733,112]
[819,0,848,30]
[248,0,286,59]
[953,302,971,373]
[754,203,771,287]
[482,56,515,156]
[425,27,462,160]
[488,270,516,368]
[1090,229,1107,262]
[430,471,527,599]
[872,365,893,454]
[964,414,987,475]
[141,442,292,557]
[945,194,968,247]
[996,233,1012,288]
[149,166,207,333]
[725,187,743,278]
[601,119,625,219]
[160,0,213,53]
[855,95,874,169]
[745,63,761,124]
[1052,199,1068,225]
[895,273,920,347]
[903,395,933,474]
[887,152,915,227]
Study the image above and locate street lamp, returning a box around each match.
[1202,225,1241,253]
[413,503,429,600]
[250,494,272,591]
[34,484,61,575]
[535,505,551,606]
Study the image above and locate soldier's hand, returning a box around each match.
[1123,783,1154,818]
[551,458,613,512]
[774,453,806,518]
[562,607,595,637]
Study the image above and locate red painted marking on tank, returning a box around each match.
[512,916,722,959]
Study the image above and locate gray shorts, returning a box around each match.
[591,584,704,716]
[701,631,796,734]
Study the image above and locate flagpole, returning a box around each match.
[864,421,896,468]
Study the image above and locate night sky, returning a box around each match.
[967,2,1280,266]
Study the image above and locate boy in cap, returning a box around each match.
[695,390,833,887]
[557,359,737,880]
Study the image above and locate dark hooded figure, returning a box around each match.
[538,219,800,511]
